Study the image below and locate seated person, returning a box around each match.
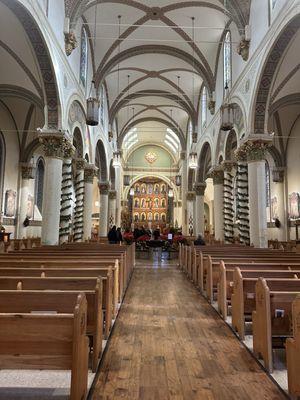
[194,234,206,246]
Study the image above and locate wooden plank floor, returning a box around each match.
[91,259,287,400]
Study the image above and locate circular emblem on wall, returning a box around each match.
[145,151,157,164]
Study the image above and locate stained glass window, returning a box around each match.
[79,27,88,87]
[201,86,207,128]
[223,31,232,91]
[35,158,45,213]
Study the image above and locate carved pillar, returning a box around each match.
[59,142,75,244]
[83,164,97,241]
[108,190,117,228]
[209,167,224,241]
[18,163,35,239]
[222,161,236,243]
[72,158,85,242]
[272,167,287,241]
[186,191,195,235]
[194,182,206,236]
[39,131,68,245]
[98,181,110,237]
[236,138,271,247]
[180,151,188,234]
[114,165,122,227]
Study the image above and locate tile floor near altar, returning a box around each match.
[91,258,287,400]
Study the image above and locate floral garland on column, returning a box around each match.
[73,159,85,242]
[222,161,236,243]
[59,141,75,243]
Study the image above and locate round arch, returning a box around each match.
[95,140,108,182]
[109,160,116,190]
[224,129,238,160]
[1,0,61,129]
[250,14,300,134]
[73,127,84,158]
[119,116,185,150]
[197,142,212,182]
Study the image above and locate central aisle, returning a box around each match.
[92,260,286,400]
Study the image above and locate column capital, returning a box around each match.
[272,167,285,183]
[20,163,35,179]
[180,151,186,160]
[208,166,224,185]
[38,130,72,159]
[186,191,196,201]
[221,160,237,172]
[84,164,98,183]
[98,181,110,195]
[234,135,273,162]
[194,182,206,196]
[64,31,77,56]
[109,190,117,200]
[74,158,86,171]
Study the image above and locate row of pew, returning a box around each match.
[179,243,300,398]
[0,241,135,399]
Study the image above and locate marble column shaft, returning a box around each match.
[99,182,110,237]
[194,182,206,236]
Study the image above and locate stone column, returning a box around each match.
[39,131,68,245]
[180,151,188,234]
[222,161,236,243]
[236,138,271,247]
[83,164,97,241]
[114,158,122,227]
[18,163,35,239]
[73,158,85,242]
[272,167,287,241]
[98,181,110,237]
[194,182,206,236]
[209,167,224,241]
[59,142,75,244]
[186,191,195,235]
[108,190,117,228]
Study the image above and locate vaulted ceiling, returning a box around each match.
[66,0,251,156]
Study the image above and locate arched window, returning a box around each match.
[35,158,45,214]
[0,132,5,214]
[79,27,88,87]
[201,86,207,129]
[223,31,232,91]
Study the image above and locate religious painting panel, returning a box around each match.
[4,189,16,217]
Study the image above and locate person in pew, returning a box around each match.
[194,234,206,246]
[108,225,118,244]
[116,227,123,243]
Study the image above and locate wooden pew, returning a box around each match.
[0,264,119,318]
[0,292,89,400]
[218,261,300,320]
[204,254,300,303]
[0,276,106,369]
[252,278,300,372]
[229,267,300,339]
[2,250,128,298]
[0,256,123,302]
[286,295,300,398]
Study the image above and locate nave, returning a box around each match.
[91,259,286,400]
